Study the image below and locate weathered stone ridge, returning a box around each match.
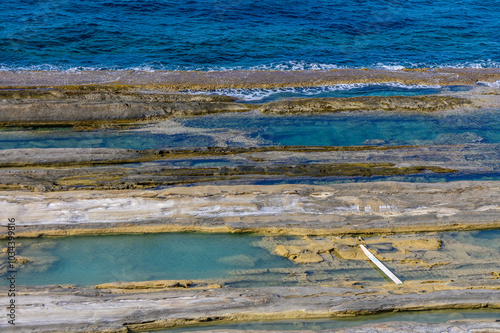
[4,284,498,332]
[2,181,500,238]
[0,97,251,124]
[260,96,473,114]
[0,68,498,124]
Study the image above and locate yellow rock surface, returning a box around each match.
[95,280,193,290]
[393,239,442,250]
[293,252,324,264]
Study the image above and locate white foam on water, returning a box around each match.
[375,63,406,71]
[247,61,345,71]
[182,82,442,102]
[1,59,499,72]
[476,80,500,88]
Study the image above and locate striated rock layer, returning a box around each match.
[2,181,500,237]
[1,144,499,192]
[2,283,498,332]
[0,68,498,124]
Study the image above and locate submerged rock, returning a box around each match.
[274,245,324,263]
[218,254,259,267]
[333,244,366,261]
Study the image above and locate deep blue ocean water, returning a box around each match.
[0,0,498,70]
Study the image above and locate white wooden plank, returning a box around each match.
[360,244,403,285]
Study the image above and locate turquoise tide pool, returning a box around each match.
[2,109,500,149]
[0,233,293,287]
[2,230,498,287]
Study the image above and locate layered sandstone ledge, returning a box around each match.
[0,69,498,124]
[3,144,496,168]
[0,91,482,125]
[2,181,500,238]
[1,283,498,332]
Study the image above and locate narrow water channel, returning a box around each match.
[150,309,500,332]
[182,83,456,103]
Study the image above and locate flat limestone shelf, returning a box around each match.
[2,181,500,237]
[3,283,499,332]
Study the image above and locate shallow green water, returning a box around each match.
[0,233,293,287]
[2,230,499,287]
[154,309,500,332]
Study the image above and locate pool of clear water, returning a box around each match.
[0,233,293,287]
[2,230,498,287]
[184,83,465,103]
[178,109,500,147]
[1,109,500,149]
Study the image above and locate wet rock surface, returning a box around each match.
[185,320,500,333]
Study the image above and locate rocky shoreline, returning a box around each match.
[0,90,481,125]
[0,68,498,124]
[1,69,499,332]
[1,68,500,89]
[1,144,499,192]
